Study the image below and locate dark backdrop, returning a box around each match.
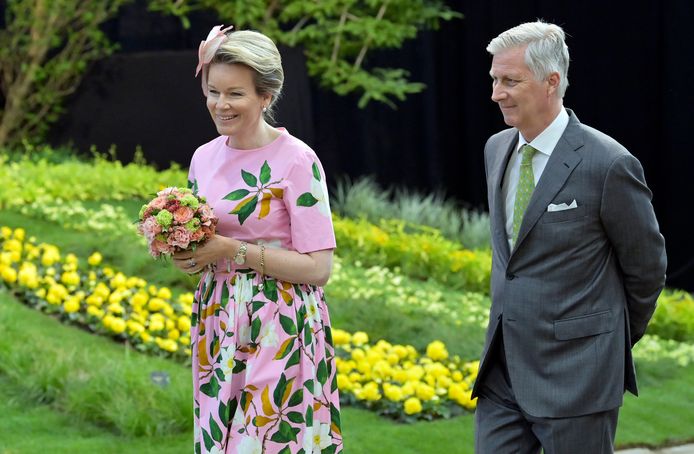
[44,0,693,290]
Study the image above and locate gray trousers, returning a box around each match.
[474,333,619,454]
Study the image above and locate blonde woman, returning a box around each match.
[173,25,342,454]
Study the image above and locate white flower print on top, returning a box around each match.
[237,435,263,454]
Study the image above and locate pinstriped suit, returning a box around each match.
[472,110,667,453]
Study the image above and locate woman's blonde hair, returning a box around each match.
[211,30,284,122]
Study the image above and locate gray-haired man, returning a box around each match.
[472,21,667,454]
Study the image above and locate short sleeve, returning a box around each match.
[283,150,336,253]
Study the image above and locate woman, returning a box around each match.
[173,25,342,454]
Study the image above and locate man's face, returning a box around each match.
[489,45,555,140]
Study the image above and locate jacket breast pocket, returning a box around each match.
[554,309,615,340]
[541,204,587,224]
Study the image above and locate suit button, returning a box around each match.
[506,273,516,280]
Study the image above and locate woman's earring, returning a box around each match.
[262,106,267,113]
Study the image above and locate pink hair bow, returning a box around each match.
[195,24,234,96]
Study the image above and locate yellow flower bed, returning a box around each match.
[333,329,478,420]
[2,225,479,420]
[332,215,492,293]
[1,225,194,361]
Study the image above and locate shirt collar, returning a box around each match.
[516,107,570,157]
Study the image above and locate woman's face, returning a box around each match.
[206,63,270,138]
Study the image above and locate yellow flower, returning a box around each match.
[131,291,149,307]
[103,267,114,277]
[110,273,127,289]
[46,284,68,304]
[12,228,25,241]
[337,373,352,391]
[332,328,352,346]
[3,238,22,253]
[383,383,404,402]
[87,306,104,318]
[148,297,166,312]
[359,382,381,401]
[157,287,172,300]
[109,317,126,334]
[148,318,165,332]
[416,383,436,401]
[1,226,12,239]
[127,320,145,335]
[404,397,422,415]
[168,329,181,341]
[60,271,81,287]
[1,266,18,284]
[426,340,449,361]
[63,297,81,314]
[18,263,39,288]
[86,294,104,307]
[177,315,191,332]
[155,337,178,352]
[65,253,78,265]
[87,252,103,266]
[92,282,110,299]
[178,292,195,305]
[352,331,369,347]
[351,348,365,361]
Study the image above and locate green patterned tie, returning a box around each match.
[512,144,538,245]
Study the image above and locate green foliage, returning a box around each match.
[648,289,694,343]
[331,175,491,250]
[0,0,129,147]
[0,150,187,209]
[328,258,488,359]
[149,0,462,108]
[333,215,492,294]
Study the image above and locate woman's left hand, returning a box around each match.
[173,234,232,274]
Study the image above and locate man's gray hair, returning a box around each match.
[487,21,570,97]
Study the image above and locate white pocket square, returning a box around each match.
[547,199,578,212]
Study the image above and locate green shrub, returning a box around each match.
[333,216,492,294]
[0,153,187,209]
[647,289,694,343]
[331,175,491,250]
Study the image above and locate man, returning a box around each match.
[471,21,667,454]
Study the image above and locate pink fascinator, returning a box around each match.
[195,24,234,96]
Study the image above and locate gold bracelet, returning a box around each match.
[258,244,266,290]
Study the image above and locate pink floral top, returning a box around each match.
[187,128,336,255]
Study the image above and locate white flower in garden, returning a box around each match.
[220,346,235,381]
[237,435,263,454]
[310,175,331,218]
[259,321,279,348]
[306,292,322,326]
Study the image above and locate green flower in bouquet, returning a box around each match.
[155,210,173,229]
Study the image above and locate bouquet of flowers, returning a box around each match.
[137,187,217,258]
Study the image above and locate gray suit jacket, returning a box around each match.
[471,110,667,418]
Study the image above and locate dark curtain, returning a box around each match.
[43,0,692,290]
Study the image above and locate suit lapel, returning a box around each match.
[490,135,517,261]
[512,112,584,252]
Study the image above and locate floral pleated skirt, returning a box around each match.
[191,268,343,454]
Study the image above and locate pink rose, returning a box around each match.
[149,195,168,210]
[198,204,215,225]
[150,238,174,257]
[168,226,193,250]
[190,228,205,242]
[173,206,194,224]
[140,216,162,242]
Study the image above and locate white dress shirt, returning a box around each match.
[502,108,570,249]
